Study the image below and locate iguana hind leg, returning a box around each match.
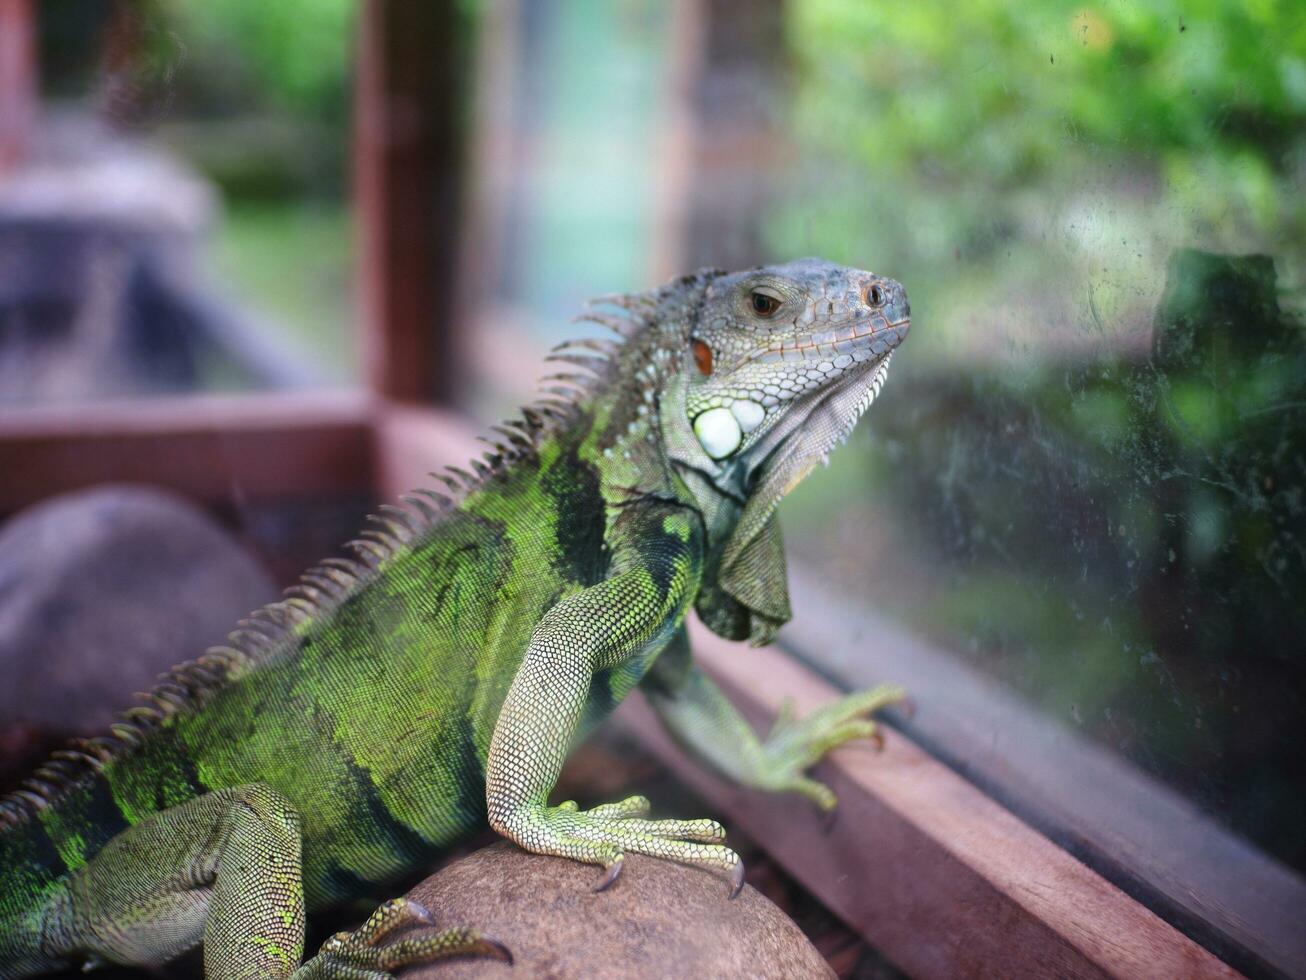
[42,783,304,975]
[43,783,503,978]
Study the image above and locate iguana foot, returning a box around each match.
[501,794,744,897]
[757,683,906,810]
[292,898,511,979]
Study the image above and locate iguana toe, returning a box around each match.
[593,854,624,892]
[293,898,510,979]
[755,683,905,810]
[501,798,742,897]
[729,861,746,899]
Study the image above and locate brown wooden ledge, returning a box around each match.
[615,622,1241,980]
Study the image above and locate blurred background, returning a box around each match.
[1,0,1305,958]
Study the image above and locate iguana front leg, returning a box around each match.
[38,783,504,979]
[486,509,743,893]
[642,628,904,811]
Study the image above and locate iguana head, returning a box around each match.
[681,257,909,473]
[659,257,911,642]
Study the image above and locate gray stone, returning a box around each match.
[0,484,276,734]
[400,841,835,979]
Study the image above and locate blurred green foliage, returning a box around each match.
[777,0,1306,364]
[162,0,355,120]
[150,0,355,201]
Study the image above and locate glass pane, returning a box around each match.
[770,0,1306,876]
[1,0,356,403]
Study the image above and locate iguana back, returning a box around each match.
[1,404,624,903]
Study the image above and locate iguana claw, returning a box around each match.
[594,854,624,892]
[729,860,746,899]
[404,899,436,925]
[472,938,514,965]
[820,806,840,835]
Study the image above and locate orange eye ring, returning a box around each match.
[691,338,713,375]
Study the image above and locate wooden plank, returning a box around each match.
[780,568,1306,980]
[453,0,519,350]
[374,401,482,503]
[616,624,1242,980]
[647,0,705,283]
[0,0,34,175]
[675,0,785,271]
[353,0,467,403]
[0,391,375,511]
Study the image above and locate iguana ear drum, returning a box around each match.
[690,338,713,376]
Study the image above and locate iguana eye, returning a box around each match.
[690,338,713,375]
[866,283,886,307]
[750,291,781,317]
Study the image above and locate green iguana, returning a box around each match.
[0,258,910,978]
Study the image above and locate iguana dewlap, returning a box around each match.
[0,258,910,978]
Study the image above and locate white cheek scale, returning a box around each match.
[730,399,765,433]
[693,407,742,459]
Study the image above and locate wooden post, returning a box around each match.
[354,0,467,404]
[676,0,785,271]
[0,0,35,174]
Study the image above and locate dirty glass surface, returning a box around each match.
[466,0,1306,883]
[0,0,356,403]
[769,0,1306,878]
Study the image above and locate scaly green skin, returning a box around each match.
[0,258,910,979]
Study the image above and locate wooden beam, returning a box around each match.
[374,401,482,503]
[617,625,1241,980]
[0,0,35,175]
[0,391,376,512]
[647,0,705,283]
[353,0,467,403]
[674,0,785,271]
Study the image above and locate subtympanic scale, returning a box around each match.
[693,399,766,459]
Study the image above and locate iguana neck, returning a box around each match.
[572,279,725,513]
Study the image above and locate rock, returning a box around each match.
[0,484,276,738]
[400,841,835,979]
